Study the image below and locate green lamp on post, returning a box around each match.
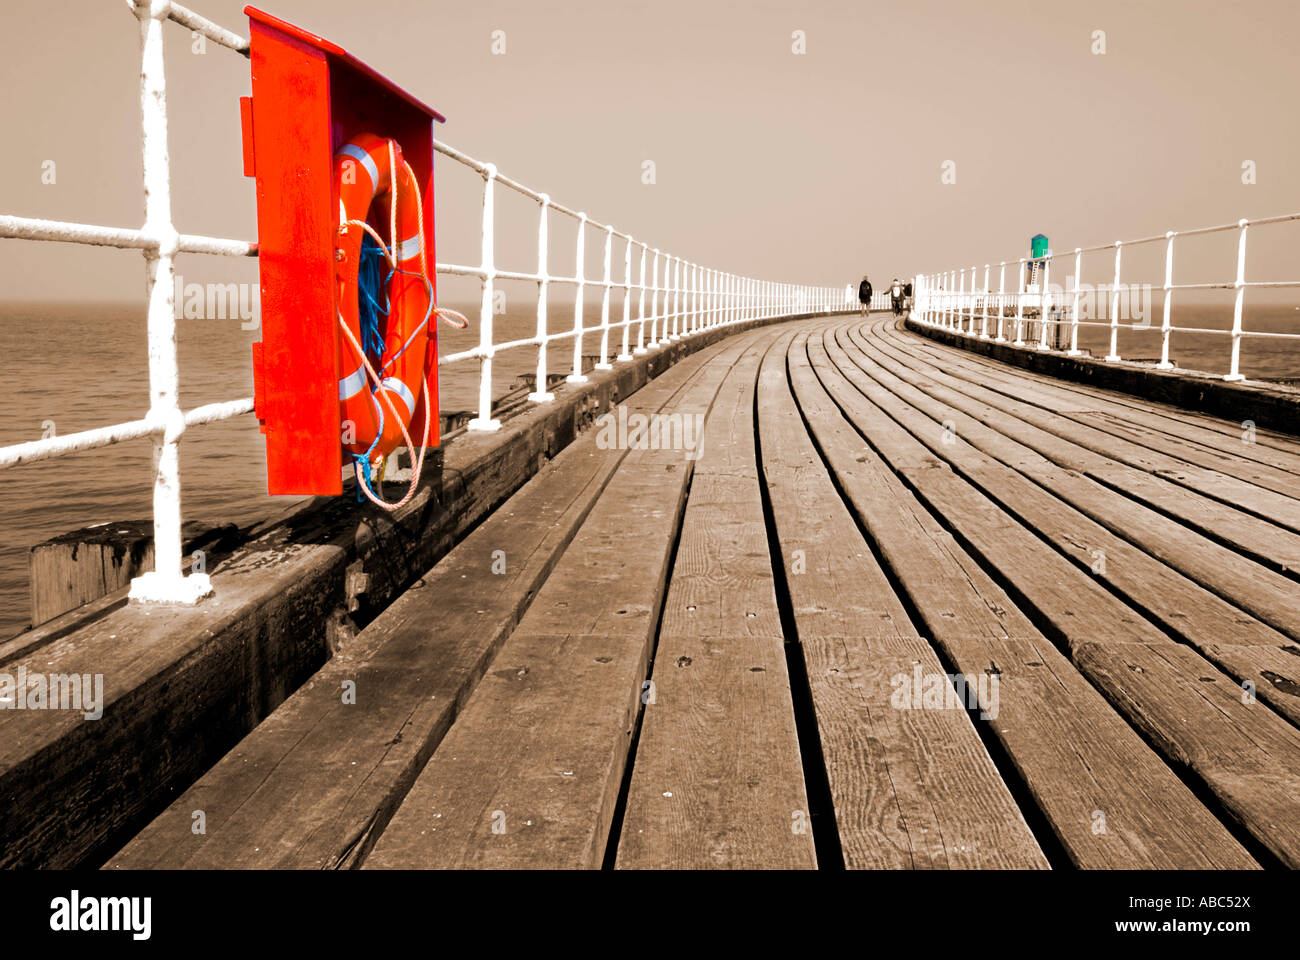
[1029,234,1057,348]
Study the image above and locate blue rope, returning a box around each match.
[351,393,385,503]
[357,233,388,362]
[353,239,389,503]
[351,234,435,503]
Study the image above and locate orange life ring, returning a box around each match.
[333,133,432,467]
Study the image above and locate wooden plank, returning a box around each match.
[879,323,1300,493]
[363,327,787,869]
[879,326,1300,533]
[808,322,1300,865]
[861,322,1300,604]
[752,331,1046,869]
[881,320,1300,466]
[834,325,1300,723]
[810,329,1169,648]
[615,333,815,869]
[901,315,1300,446]
[785,329,1255,868]
[864,323,1300,575]
[107,332,747,870]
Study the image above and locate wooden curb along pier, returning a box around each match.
[94,313,1300,869]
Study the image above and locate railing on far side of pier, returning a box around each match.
[911,213,1300,381]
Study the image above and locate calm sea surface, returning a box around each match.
[2,299,1297,638]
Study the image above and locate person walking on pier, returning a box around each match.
[858,275,873,316]
[890,278,905,316]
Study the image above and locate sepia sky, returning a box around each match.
[2,0,1298,302]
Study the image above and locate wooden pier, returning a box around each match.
[95,314,1300,868]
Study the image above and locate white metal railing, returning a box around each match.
[431,141,855,430]
[0,1,854,606]
[912,213,1300,382]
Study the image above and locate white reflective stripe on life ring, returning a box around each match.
[336,143,380,194]
[339,364,367,401]
[393,232,422,263]
[380,377,416,416]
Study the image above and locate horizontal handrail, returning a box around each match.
[913,213,1300,382]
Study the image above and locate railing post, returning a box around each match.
[689,262,697,334]
[1068,248,1083,355]
[967,265,977,332]
[649,248,661,344]
[1157,232,1175,370]
[1037,256,1052,350]
[567,212,589,382]
[617,234,633,362]
[664,257,679,342]
[1104,241,1123,361]
[1226,218,1249,381]
[468,163,501,430]
[634,242,648,354]
[528,192,553,401]
[1013,258,1026,345]
[996,262,1006,341]
[979,264,990,338]
[596,224,614,369]
[128,0,211,605]
[957,269,966,333]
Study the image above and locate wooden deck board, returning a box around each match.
[786,329,1255,868]
[868,326,1300,532]
[879,321,1300,471]
[615,331,815,869]
[833,324,1300,724]
[753,330,1048,869]
[814,319,1300,865]
[865,323,1300,578]
[108,332,747,870]
[363,327,786,869]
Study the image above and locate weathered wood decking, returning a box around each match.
[109,314,1300,869]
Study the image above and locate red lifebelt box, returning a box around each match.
[240,6,445,495]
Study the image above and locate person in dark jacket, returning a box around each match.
[858,276,873,316]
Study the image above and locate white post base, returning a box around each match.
[129,570,214,606]
[1223,373,1246,382]
[1155,362,1175,371]
[527,391,554,403]
[468,417,501,432]
[566,373,588,384]
[594,362,614,371]
[1103,355,1122,363]
[616,353,634,362]
[1066,349,1085,356]
[633,347,649,355]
